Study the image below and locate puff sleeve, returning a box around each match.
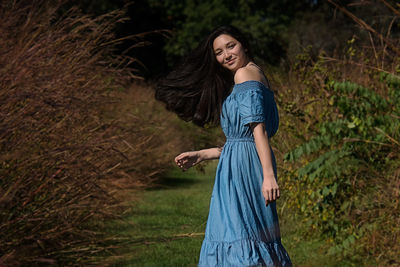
[238,82,279,137]
[238,88,265,126]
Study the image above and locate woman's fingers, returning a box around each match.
[175,152,198,171]
[263,187,280,205]
[263,189,270,202]
[271,188,280,201]
[262,177,280,205]
[175,153,189,166]
[175,152,187,162]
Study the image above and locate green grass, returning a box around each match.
[280,221,340,267]
[105,162,342,266]
[105,163,215,267]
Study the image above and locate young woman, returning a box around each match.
[156,25,292,267]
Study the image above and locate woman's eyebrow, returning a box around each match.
[214,42,235,52]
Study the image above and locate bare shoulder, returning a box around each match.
[234,63,265,84]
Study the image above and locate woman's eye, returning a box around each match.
[228,44,235,49]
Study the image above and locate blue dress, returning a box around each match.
[198,80,292,267]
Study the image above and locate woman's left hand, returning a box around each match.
[175,151,202,171]
[262,174,280,206]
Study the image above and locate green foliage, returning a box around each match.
[284,75,400,262]
[148,0,316,65]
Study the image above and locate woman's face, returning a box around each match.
[213,34,248,73]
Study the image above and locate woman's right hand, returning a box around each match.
[262,173,280,206]
[175,151,202,171]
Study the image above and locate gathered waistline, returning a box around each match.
[226,137,255,142]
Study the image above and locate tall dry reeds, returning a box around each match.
[0,1,188,265]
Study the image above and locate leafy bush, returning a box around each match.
[276,7,400,262]
[285,74,400,258]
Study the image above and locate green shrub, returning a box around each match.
[283,71,400,263]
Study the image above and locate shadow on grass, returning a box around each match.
[147,176,202,190]
[147,166,213,191]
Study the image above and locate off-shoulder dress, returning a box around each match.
[198,80,292,267]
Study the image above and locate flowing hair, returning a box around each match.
[155,25,253,127]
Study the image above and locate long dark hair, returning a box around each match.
[155,25,253,127]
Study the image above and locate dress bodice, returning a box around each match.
[220,80,279,139]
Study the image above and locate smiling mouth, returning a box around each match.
[226,59,235,65]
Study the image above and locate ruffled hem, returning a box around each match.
[198,238,292,267]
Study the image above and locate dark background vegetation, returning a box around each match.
[1,0,399,265]
[71,0,400,78]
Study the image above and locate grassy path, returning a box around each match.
[105,162,338,266]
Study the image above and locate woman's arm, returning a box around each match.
[175,146,223,171]
[251,122,280,205]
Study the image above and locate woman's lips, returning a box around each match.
[226,59,235,65]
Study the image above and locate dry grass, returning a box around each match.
[0,1,188,265]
